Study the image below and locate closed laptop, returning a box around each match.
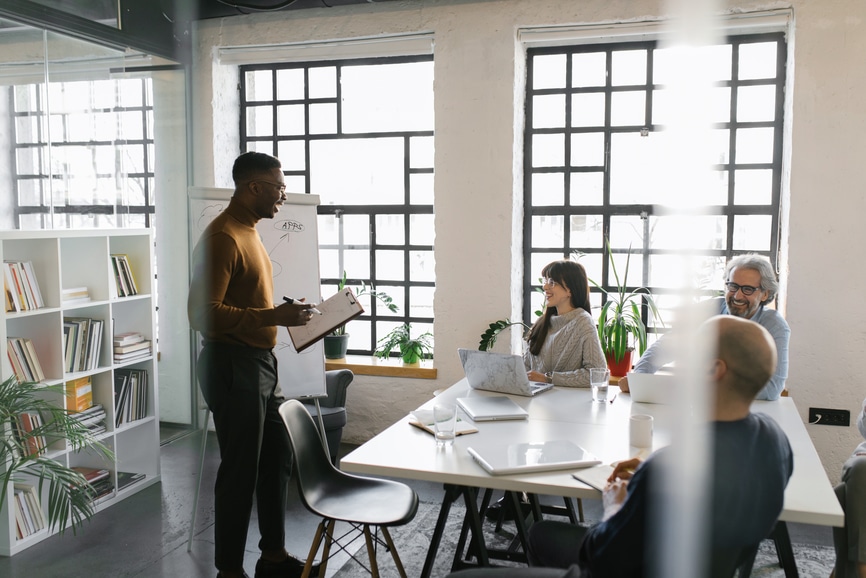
[467,439,601,475]
[456,396,528,422]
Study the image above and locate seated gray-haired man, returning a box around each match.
[620,253,789,401]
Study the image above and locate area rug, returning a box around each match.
[331,501,836,578]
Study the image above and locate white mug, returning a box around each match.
[629,414,653,448]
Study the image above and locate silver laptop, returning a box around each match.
[456,396,528,422]
[627,372,677,404]
[458,348,554,397]
[467,439,601,475]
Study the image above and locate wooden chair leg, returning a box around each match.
[318,519,336,578]
[363,524,381,578]
[576,498,584,523]
[381,526,409,578]
[302,520,328,578]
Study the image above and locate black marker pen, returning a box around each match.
[283,296,322,315]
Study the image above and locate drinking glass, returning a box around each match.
[590,368,611,403]
[433,404,457,447]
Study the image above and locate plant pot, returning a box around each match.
[605,349,633,378]
[324,334,350,359]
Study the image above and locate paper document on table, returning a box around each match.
[287,287,364,352]
[408,410,479,436]
[572,464,615,491]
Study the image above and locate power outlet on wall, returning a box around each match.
[808,407,850,427]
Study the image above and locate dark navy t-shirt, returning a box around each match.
[577,413,793,577]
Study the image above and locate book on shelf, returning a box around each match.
[61,286,91,305]
[15,412,46,456]
[114,368,148,425]
[114,339,151,355]
[113,332,145,347]
[65,376,93,412]
[114,348,151,363]
[69,403,106,429]
[63,317,103,372]
[111,254,139,297]
[72,466,110,484]
[3,260,44,312]
[13,483,44,539]
[117,471,146,491]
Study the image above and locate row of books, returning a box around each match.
[13,483,45,540]
[10,411,47,458]
[7,337,45,383]
[111,254,139,297]
[3,260,44,313]
[113,332,152,363]
[115,368,148,426]
[63,317,104,373]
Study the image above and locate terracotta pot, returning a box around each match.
[605,349,633,378]
[323,334,349,359]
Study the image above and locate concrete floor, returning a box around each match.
[0,425,834,577]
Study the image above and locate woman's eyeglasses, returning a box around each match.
[725,282,759,296]
[541,278,560,289]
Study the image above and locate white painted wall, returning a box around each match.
[189,0,866,483]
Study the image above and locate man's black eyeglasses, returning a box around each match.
[252,180,287,194]
[725,282,760,296]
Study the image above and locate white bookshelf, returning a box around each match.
[0,229,160,556]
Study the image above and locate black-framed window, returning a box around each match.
[524,33,786,334]
[240,55,435,357]
[11,77,155,229]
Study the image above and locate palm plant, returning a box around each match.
[0,376,114,534]
[592,239,663,364]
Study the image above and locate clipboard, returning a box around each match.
[287,287,364,352]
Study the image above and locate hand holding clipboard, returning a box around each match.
[286,287,364,352]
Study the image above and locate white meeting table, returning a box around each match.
[341,379,844,576]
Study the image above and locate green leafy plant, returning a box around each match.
[330,271,398,336]
[375,323,433,364]
[478,319,530,352]
[0,376,115,534]
[591,239,663,363]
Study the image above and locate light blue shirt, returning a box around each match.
[633,297,790,401]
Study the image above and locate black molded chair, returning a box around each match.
[278,399,419,578]
[301,369,353,464]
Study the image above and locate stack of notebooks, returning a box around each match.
[113,332,152,364]
[61,286,91,306]
[6,337,45,383]
[72,467,114,505]
[69,404,107,436]
[3,260,44,313]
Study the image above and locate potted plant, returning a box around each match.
[324,271,398,359]
[591,239,663,377]
[375,323,433,365]
[0,376,115,534]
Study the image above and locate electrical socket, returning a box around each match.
[808,407,850,427]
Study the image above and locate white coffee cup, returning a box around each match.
[629,414,653,448]
[433,403,457,447]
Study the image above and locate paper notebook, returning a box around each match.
[467,440,601,475]
[408,410,479,436]
[287,287,364,352]
[572,464,615,491]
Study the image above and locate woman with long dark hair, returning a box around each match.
[524,260,606,388]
